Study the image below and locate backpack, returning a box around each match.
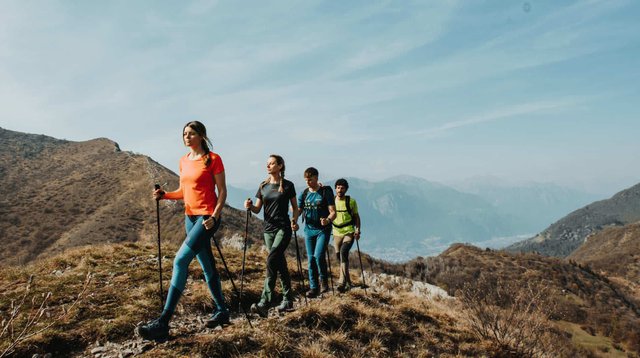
[332,195,354,228]
[300,186,331,224]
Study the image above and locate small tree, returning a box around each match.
[458,274,570,357]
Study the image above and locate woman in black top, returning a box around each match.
[245,154,299,317]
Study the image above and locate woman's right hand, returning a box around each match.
[153,189,164,200]
[244,199,253,210]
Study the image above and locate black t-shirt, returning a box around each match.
[256,179,296,232]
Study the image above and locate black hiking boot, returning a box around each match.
[320,279,330,294]
[205,309,230,328]
[306,288,319,298]
[250,301,269,318]
[276,299,293,313]
[136,318,169,341]
[337,282,351,293]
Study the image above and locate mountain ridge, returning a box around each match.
[506,182,640,257]
[0,127,263,266]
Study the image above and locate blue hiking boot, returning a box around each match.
[136,318,169,341]
[205,309,230,328]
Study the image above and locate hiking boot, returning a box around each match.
[136,318,169,341]
[320,280,330,293]
[250,301,269,318]
[205,309,230,328]
[276,299,293,313]
[337,282,351,293]
[306,288,319,298]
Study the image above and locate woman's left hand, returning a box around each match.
[203,216,218,230]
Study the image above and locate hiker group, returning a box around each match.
[137,121,363,341]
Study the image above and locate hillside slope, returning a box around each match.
[569,221,640,297]
[506,182,640,257]
[0,127,263,266]
[384,244,640,354]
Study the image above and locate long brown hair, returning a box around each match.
[183,121,213,167]
[260,154,285,193]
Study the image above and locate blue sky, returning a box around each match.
[0,0,638,194]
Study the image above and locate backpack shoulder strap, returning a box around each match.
[301,188,309,208]
[345,195,352,217]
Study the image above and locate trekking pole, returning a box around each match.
[355,238,368,295]
[239,207,250,312]
[210,229,253,328]
[325,242,335,295]
[154,184,164,311]
[293,230,308,306]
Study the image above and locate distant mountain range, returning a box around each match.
[228,174,600,261]
[507,182,640,257]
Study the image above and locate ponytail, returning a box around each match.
[201,139,211,167]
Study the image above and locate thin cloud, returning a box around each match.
[406,99,581,139]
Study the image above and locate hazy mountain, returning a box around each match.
[321,176,522,261]
[0,127,263,265]
[225,175,596,261]
[452,176,601,233]
[226,185,256,210]
[507,182,640,257]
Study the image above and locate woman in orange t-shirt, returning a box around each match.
[137,121,229,341]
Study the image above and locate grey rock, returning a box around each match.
[91,346,107,354]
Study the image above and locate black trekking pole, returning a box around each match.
[238,207,250,313]
[210,229,253,328]
[325,243,335,295]
[293,230,308,306]
[154,184,164,311]
[355,238,368,295]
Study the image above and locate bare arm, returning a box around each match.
[212,171,227,219]
[354,213,361,240]
[290,197,299,230]
[245,198,263,214]
[320,205,336,227]
[203,171,226,230]
[290,197,299,223]
[328,205,336,222]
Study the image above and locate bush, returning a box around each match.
[458,274,572,357]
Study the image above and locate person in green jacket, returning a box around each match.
[331,178,361,292]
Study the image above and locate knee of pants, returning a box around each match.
[267,251,280,268]
[174,254,191,271]
[340,245,351,261]
[202,268,220,283]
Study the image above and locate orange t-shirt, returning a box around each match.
[163,152,224,215]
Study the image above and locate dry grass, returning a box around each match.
[1,241,498,357]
